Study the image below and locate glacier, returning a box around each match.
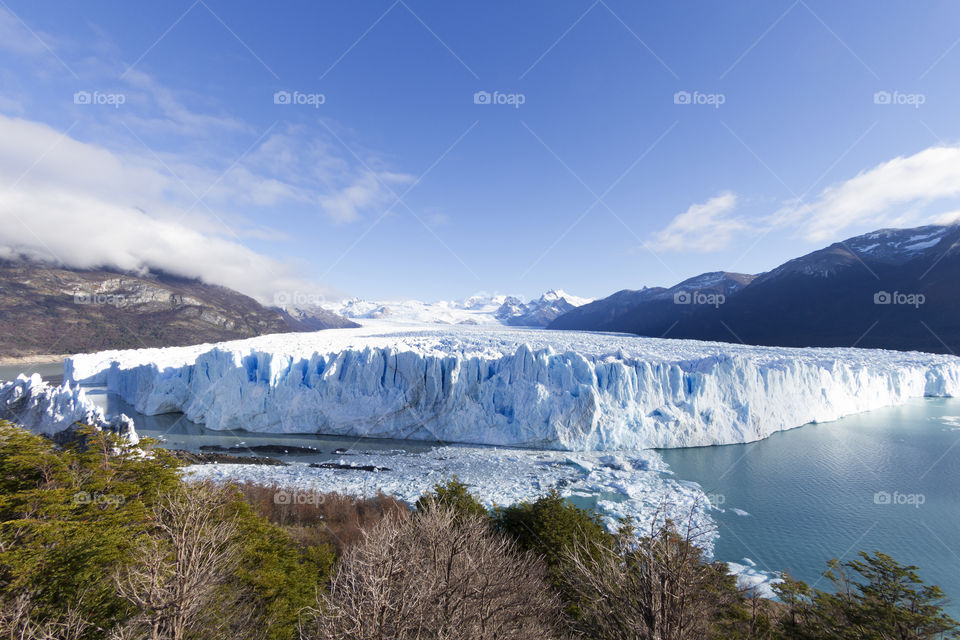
[320,289,591,328]
[64,325,960,451]
[0,373,138,443]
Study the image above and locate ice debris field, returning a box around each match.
[66,325,960,451]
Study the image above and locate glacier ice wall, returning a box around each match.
[1,373,138,443]
[65,326,960,450]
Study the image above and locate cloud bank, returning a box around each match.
[0,113,403,304]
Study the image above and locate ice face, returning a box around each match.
[65,325,960,451]
[0,373,138,443]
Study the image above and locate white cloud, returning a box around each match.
[0,113,335,304]
[931,208,960,225]
[778,145,960,242]
[224,128,413,222]
[651,192,751,252]
[120,69,250,137]
[318,170,410,223]
[0,8,51,57]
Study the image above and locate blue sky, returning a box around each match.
[2,1,960,303]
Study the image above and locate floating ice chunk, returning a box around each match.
[183,444,715,553]
[727,559,783,598]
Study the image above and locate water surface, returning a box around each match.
[659,398,960,615]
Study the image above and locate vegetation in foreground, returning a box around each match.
[0,421,957,640]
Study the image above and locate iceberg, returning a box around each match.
[65,325,960,451]
[1,373,138,443]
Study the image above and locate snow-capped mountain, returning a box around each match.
[495,289,593,326]
[323,290,591,328]
[756,224,958,282]
[550,223,960,354]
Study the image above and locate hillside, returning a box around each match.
[550,225,960,354]
[0,260,357,357]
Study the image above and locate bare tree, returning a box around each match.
[113,483,241,640]
[300,506,560,640]
[0,593,91,640]
[562,503,738,640]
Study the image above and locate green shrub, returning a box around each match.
[0,422,331,639]
[776,551,960,640]
[415,476,488,521]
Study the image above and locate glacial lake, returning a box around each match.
[3,361,959,615]
[659,397,960,615]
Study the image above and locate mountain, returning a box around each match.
[549,224,960,354]
[275,305,361,331]
[325,290,591,328]
[495,290,593,326]
[0,259,357,357]
[550,273,754,335]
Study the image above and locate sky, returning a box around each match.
[2,1,960,305]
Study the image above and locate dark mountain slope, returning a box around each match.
[549,225,960,354]
[0,260,357,357]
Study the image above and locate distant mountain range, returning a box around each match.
[0,260,357,358]
[15,223,955,360]
[323,290,592,328]
[550,225,960,355]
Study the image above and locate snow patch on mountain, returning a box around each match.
[65,325,960,451]
[847,225,952,261]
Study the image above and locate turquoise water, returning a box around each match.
[659,397,960,615]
